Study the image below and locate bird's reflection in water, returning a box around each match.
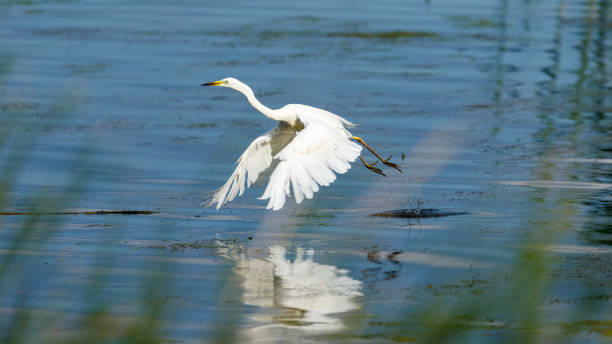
[219,244,362,338]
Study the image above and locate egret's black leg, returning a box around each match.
[359,156,386,176]
[352,136,402,173]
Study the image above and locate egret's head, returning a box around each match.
[201,77,239,88]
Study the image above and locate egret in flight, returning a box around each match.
[202,77,401,210]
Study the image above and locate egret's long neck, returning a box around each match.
[234,83,295,123]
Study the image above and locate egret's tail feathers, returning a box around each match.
[341,118,358,128]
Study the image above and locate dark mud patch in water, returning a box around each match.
[370,208,468,218]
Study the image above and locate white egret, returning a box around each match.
[202,77,401,210]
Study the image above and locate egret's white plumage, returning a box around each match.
[201,77,397,210]
[259,110,362,210]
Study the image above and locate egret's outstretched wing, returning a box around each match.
[259,112,362,210]
[205,123,296,210]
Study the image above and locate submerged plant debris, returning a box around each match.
[327,30,439,39]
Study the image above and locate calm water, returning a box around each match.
[0,0,611,342]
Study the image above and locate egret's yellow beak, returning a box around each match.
[201,80,227,86]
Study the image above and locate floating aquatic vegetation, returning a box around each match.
[327,31,438,39]
[448,16,502,28]
[188,122,216,128]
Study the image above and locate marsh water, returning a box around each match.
[0,0,611,342]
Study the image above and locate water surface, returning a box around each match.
[0,0,610,342]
